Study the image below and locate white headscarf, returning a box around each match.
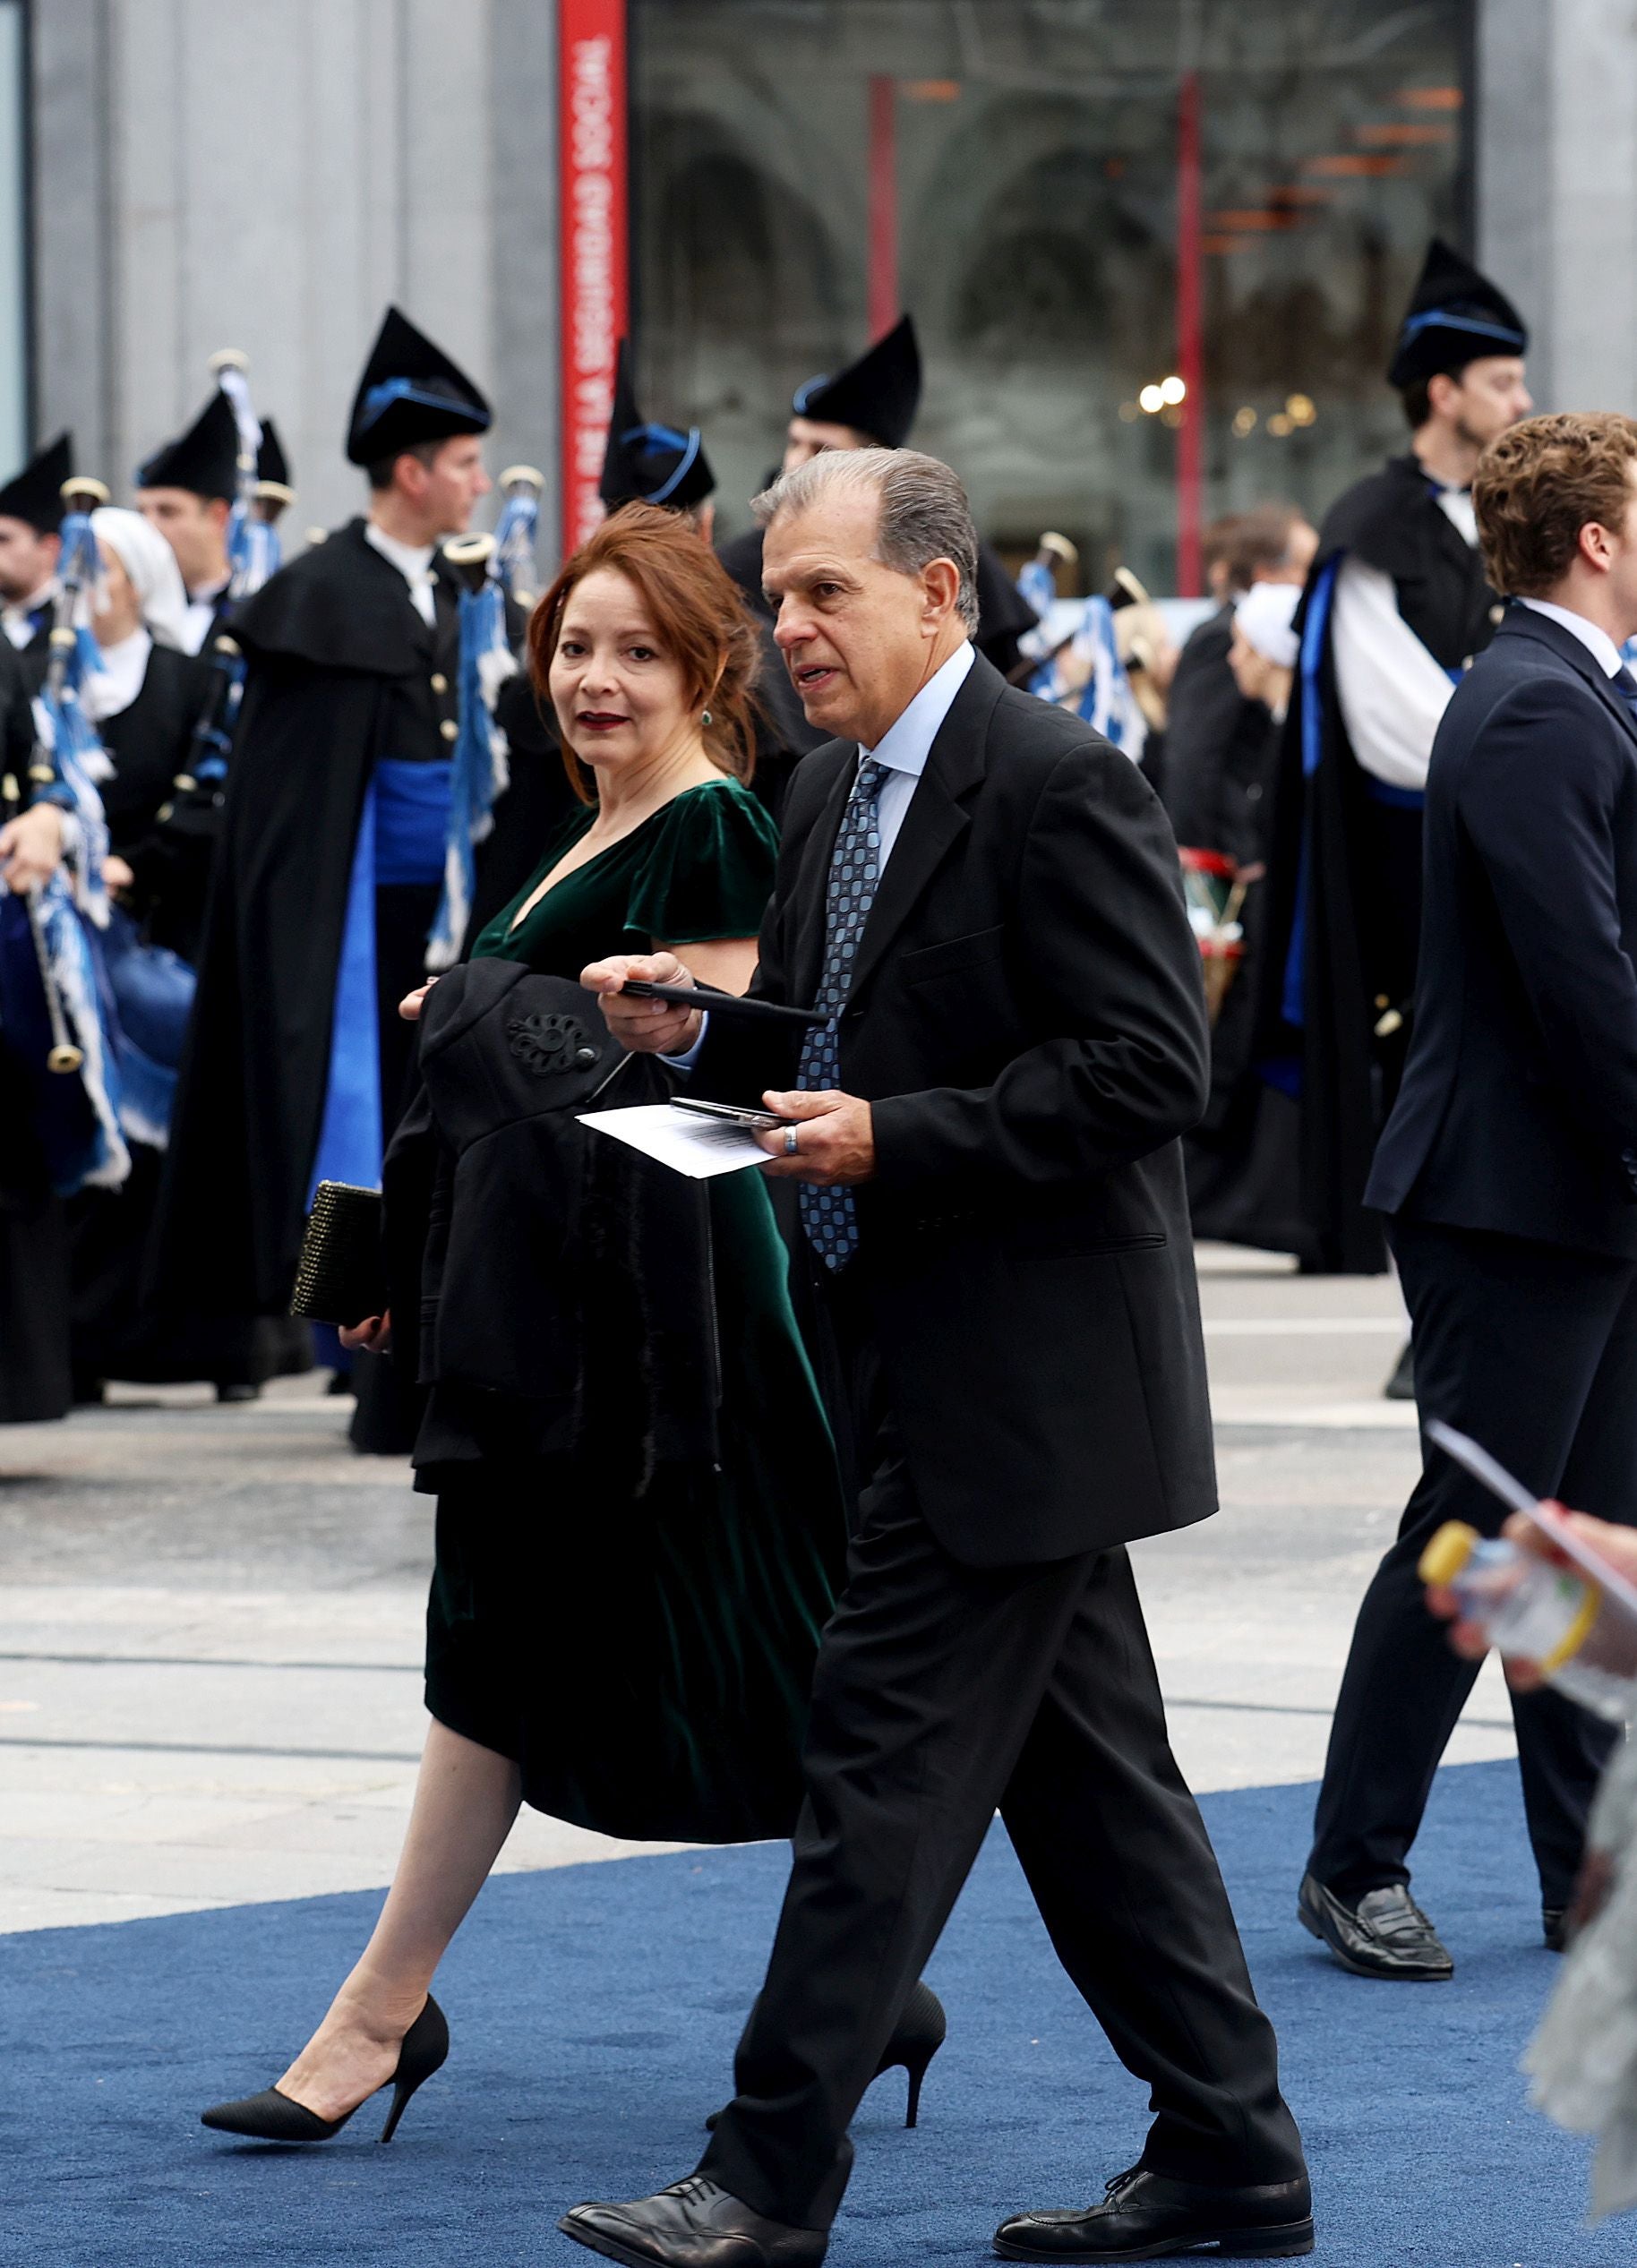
[90,506,192,652]
[1233,577,1302,671]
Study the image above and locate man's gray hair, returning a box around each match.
[752,448,981,633]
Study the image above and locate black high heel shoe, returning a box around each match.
[200,1996,449,2144]
[706,1978,947,2133]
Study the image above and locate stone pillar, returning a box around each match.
[1478,0,1637,415]
[31,0,560,544]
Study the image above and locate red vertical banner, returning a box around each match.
[1175,68,1204,598]
[559,0,629,558]
[867,75,899,341]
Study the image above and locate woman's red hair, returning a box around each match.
[527,502,763,803]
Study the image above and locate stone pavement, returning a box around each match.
[0,1245,1517,1935]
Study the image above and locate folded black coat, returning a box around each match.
[382,959,722,1476]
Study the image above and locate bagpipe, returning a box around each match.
[425,466,543,969]
[0,472,137,1193]
[113,354,296,1138]
[179,348,291,806]
[1013,535,1151,760]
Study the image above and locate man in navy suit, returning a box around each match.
[1300,411,1637,1981]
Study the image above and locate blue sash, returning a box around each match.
[1279,554,1341,1031]
[307,758,451,1201]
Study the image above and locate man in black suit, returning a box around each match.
[1301,411,1637,1983]
[572,449,1310,2266]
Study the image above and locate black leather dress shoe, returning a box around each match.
[995,2167,1314,2260]
[1543,1905,1568,1953]
[560,2176,827,2268]
[1298,1871,1453,1980]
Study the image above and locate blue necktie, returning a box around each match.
[1614,668,1637,714]
[798,757,887,1271]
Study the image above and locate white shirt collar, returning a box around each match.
[861,640,975,775]
[2,578,56,642]
[1517,595,1626,679]
[364,520,438,588]
[82,627,152,723]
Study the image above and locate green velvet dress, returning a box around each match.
[424,775,845,1844]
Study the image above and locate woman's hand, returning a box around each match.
[399,980,438,1023]
[339,1311,391,1355]
[0,803,65,892]
[102,853,135,894]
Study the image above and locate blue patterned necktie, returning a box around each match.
[798,756,888,1270]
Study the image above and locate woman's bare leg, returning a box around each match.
[277,1719,523,2118]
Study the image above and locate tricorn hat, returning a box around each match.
[1388,238,1528,389]
[135,389,240,500]
[791,313,921,449]
[0,432,74,534]
[599,341,716,511]
[255,415,293,496]
[346,305,492,467]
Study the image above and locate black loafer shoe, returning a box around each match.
[1543,1905,1568,1953]
[995,2167,1315,2260]
[561,2176,827,2268]
[1298,1871,1453,1980]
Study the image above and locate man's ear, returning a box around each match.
[921,557,962,625]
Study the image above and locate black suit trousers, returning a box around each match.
[697,1272,1304,2231]
[1308,1218,1637,1909]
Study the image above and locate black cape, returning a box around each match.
[1259,453,1499,1272]
[155,519,563,1316]
[0,639,76,1420]
[1165,605,1306,1254]
[717,525,1037,821]
[0,1037,71,1421]
[69,644,309,1389]
[99,642,216,960]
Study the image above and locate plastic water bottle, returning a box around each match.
[1418,1522,1637,1725]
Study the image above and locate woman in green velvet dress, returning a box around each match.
[202,506,848,2140]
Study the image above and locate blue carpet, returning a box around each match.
[4,1761,1611,2266]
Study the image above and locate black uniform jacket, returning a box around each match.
[156,520,561,1314]
[695,649,1216,1568]
[1165,603,1277,868]
[99,643,216,962]
[1367,605,1637,1259]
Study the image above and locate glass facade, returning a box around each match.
[630,0,1471,592]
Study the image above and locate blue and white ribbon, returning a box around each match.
[32,507,112,927]
[425,575,513,970]
[1023,594,1147,760]
[493,483,541,603]
[217,364,281,597]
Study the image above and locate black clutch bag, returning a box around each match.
[289,1181,388,1328]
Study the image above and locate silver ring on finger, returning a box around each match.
[784,1125,801,1158]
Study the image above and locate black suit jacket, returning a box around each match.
[1367,605,1637,1256]
[698,650,1217,1568]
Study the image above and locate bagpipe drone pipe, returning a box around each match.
[425,465,542,970]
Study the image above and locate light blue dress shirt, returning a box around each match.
[858,638,975,867]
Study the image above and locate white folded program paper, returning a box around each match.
[577,1102,773,1180]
